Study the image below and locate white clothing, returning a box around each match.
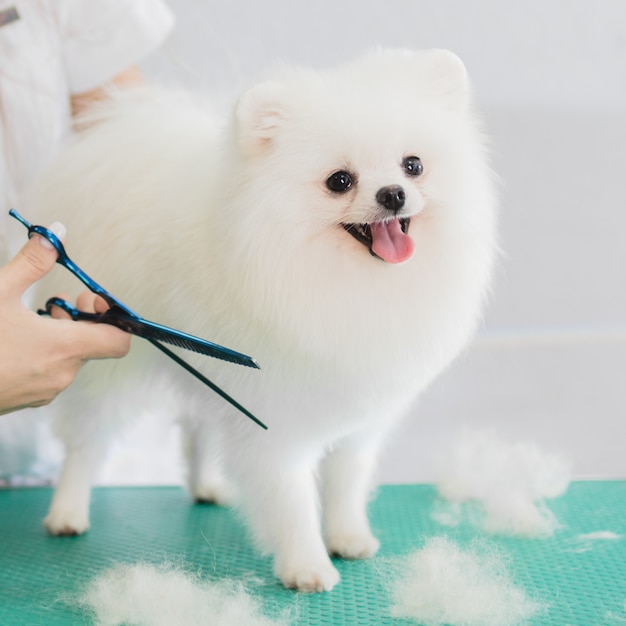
[0,0,173,484]
[0,0,174,261]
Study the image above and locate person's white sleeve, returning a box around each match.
[56,0,175,94]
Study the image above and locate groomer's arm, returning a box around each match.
[0,228,130,415]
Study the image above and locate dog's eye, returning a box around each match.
[326,171,353,193]
[403,156,423,177]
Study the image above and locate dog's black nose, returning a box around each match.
[376,185,406,213]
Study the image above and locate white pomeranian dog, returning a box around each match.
[24,49,497,592]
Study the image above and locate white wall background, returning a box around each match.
[131,0,625,483]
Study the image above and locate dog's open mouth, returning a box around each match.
[342,217,414,264]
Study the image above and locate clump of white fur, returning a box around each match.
[390,537,543,626]
[76,563,288,626]
[435,430,571,537]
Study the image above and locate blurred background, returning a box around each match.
[6,0,625,485]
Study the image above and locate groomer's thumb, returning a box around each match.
[0,222,66,296]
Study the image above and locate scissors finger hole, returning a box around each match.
[45,295,74,319]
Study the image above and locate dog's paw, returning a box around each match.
[275,558,340,592]
[44,508,90,536]
[326,530,380,560]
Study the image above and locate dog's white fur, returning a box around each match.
[25,49,497,592]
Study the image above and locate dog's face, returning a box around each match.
[218,49,496,359]
[229,49,493,275]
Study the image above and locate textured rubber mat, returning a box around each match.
[0,482,624,625]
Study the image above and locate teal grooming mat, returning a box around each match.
[0,482,624,624]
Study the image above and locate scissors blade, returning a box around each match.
[149,339,267,430]
[101,306,259,369]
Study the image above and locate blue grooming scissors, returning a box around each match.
[9,209,266,430]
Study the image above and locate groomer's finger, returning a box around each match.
[53,291,131,359]
[76,291,99,313]
[72,322,131,360]
[49,292,105,319]
[93,295,111,314]
[0,222,66,296]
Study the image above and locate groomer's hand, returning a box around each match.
[0,224,130,415]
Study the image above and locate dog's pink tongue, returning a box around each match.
[370,220,414,264]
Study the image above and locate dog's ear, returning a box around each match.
[236,81,286,156]
[419,49,469,111]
